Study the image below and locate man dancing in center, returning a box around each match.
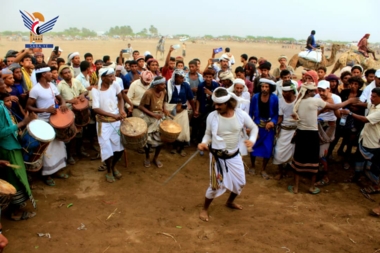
[198,87,258,222]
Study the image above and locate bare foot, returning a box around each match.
[226,202,243,210]
[199,209,209,222]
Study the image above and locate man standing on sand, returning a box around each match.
[289,83,357,194]
[249,79,279,179]
[92,68,126,183]
[273,81,297,180]
[198,87,258,222]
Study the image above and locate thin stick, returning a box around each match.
[281,247,290,253]
[103,246,110,253]
[106,208,118,220]
[346,218,351,225]
[157,232,181,249]
[97,217,107,226]
[349,238,357,244]
[163,150,199,185]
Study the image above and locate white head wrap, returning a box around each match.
[219,70,234,83]
[100,68,115,77]
[211,87,249,107]
[227,78,248,93]
[68,52,80,61]
[150,77,166,88]
[144,51,151,56]
[259,78,276,86]
[35,67,51,74]
[219,54,230,62]
[278,55,287,61]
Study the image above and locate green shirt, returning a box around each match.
[0,102,21,150]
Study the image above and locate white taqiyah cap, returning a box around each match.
[317,80,330,89]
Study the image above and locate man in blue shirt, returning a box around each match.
[306,30,319,50]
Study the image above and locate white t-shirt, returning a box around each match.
[315,93,342,121]
[297,97,326,131]
[115,77,124,90]
[29,82,60,121]
[279,98,296,126]
[92,84,121,114]
[360,80,375,103]
[217,114,241,150]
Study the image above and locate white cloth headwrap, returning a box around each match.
[167,69,187,104]
[150,77,166,88]
[293,83,317,120]
[259,78,276,86]
[100,68,115,77]
[227,78,248,93]
[211,87,249,107]
[35,67,51,74]
[68,52,80,61]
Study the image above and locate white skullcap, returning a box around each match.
[317,80,330,89]
[100,68,115,77]
[144,51,151,57]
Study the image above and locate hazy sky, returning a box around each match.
[2,0,380,42]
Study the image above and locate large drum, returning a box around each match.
[50,110,77,142]
[120,117,148,150]
[20,119,55,172]
[72,99,90,127]
[159,120,182,143]
[0,179,16,210]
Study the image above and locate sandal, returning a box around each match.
[105,174,115,183]
[11,211,36,221]
[309,187,321,194]
[261,171,270,180]
[315,179,329,186]
[113,169,122,179]
[45,178,55,186]
[98,163,107,171]
[343,163,350,170]
[144,159,151,168]
[56,173,69,179]
[361,189,376,202]
[179,150,186,157]
[248,168,256,175]
[91,153,101,160]
[170,149,176,154]
[371,206,380,216]
[153,160,163,168]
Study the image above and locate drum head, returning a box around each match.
[120,117,147,136]
[50,110,75,128]
[72,99,89,110]
[0,179,16,195]
[160,120,182,134]
[28,119,56,142]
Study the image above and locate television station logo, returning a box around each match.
[19,10,59,48]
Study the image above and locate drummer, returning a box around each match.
[138,76,170,168]
[167,69,195,156]
[127,70,154,117]
[26,64,69,186]
[92,68,126,183]
[57,65,89,165]
[0,91,37,220]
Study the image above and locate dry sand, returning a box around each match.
[0,39,378,253]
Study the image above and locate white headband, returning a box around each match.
[68,52,80,61]
[150,77,166,87]
[212,87,250,106]
[35,67,51,74]
[100,68,115,77]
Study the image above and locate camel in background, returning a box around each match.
[288,44,343,71]
[330,50,380,73]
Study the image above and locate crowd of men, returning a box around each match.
[0,41,379,248]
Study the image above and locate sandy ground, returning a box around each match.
[0,40,379,253]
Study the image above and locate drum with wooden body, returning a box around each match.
[0,179,16,210]
[49,110,77,142]
[20,119,56,172]
[72,99,90,127]
[120,117,148,150]
[159,120,182,143]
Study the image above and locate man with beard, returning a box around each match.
[273,80,297,180]
[198,87,258,222]
[249,79,279,179]
[253,61,276,93]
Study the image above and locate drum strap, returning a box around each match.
[95,115,118,137]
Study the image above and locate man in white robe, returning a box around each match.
[273,80,297,180]
[92,68,126,183]
[198,87,258,222]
